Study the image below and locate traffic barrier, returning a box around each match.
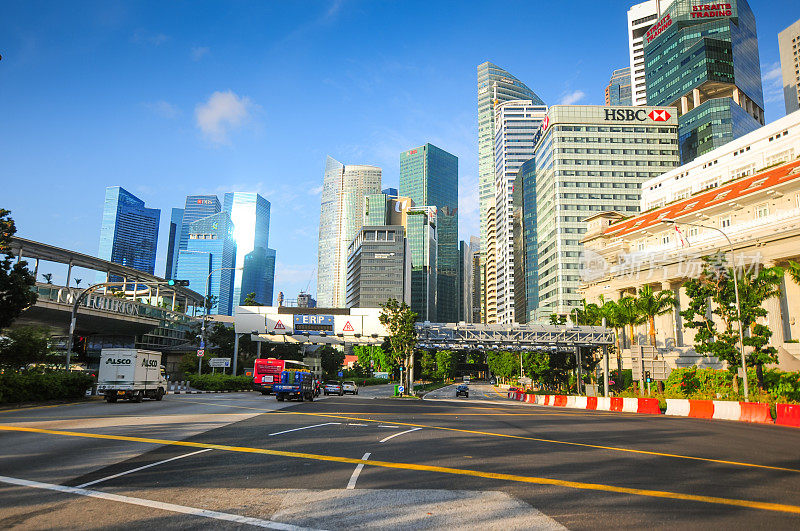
[573,396,587,409]
[688,400,714,419]
[776,403,800,427]
[621,397,639,413]
[553,395,567,407]
[711,400,741,421]
[739,402,772,424]
[637,398,661,415]
[586,396,598,410]
[565,396,577,408]
[665,399,690,416]
[610,397,624,411]
[544,395,552,406]
[596,397,611,411]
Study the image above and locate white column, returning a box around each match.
[659,281,676,348]
[681,95,689,115]
[66,260,73,287]
[764,262,785,346]
[692,88,701,109]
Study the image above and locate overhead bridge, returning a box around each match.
[416,323,614,351]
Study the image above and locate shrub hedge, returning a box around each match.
[187,374,252,391]
[0,371,94,404]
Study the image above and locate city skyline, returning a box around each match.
[2,0,798,299]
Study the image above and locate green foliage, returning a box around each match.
[434,350,457,380]
[352,345,396,373]
[487,351,519,381]
[636,285,677,346]
[319,345,345,376]
[242,292,261,306]
[0,326,57,371]
[548,314,567,325]
[418,351,437,379]
[379,298,418,391]
[0,370,94,403]
[187,373,252,391]
[0,209,38,329]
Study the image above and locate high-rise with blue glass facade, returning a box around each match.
[176,212,236,315]
[98,186,160,276]
[605,67,633,106]
[223,192,275,307]
[400,143,458,322]
[164,207,183,279]
[516,158,538,323]
[643,0,764,163]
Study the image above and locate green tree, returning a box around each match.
[242,292,261,306]
[0,326,54,371]
[319,345,345,377]
[635,285,677,347]
[418,350,437,380]
[616,295,643,348]
[738,265,783,389]
[549,314,567,325]
[0,210,37,329]
[434,350,456,380]
[787,260,800,287]
[486,350,518,383]
[379,298,418,392]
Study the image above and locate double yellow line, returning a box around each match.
[1,424,799,515]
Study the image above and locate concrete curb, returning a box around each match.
[168,389,254,395]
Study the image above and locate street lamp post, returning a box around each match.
[663,219,748,400]
[200,266,243,375]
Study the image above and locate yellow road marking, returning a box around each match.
[174,400,800,474]
[0,402,84,414]
[0,424,798,515]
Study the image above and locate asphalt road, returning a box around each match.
[1,384,800,529]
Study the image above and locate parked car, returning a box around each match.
[324,381,344,396]
[342,381,359,395]
[456,384,469,398]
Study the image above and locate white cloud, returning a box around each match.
[195,91,254,145]
[132,29,168,46]
[559,90,586,105]
[144,100,179,118]
[275,262,317,297]
[191,46,210,61]
[762,62,781,82]
[309,185,324,195]
[762,62,783,103]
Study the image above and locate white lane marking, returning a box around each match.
[0,475,317,530]
[379,427,422,443]
[268,422,340,436]
[76,448,213,488]
[345,452,371,490]
[377,425,399,428]
[347,423,368,426]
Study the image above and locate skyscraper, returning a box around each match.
[223,192,275,306]
[605,67,633,106]
[477,62,543,321]
[176,212,237,315]
[469,236,481,323]
[346,226,410,309]
[406,206,438,321]
[627,0,675,106]
[519,158,539,323]
[317,156,382,307]
[400,143,458,323]
[98,186,160,276]
[493,100,547,323]
[644,0,764,163]
[164,207,183,279]
[532,105,679,317]
[778,18,800,115]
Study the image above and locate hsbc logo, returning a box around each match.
[649,109,671,121]
[604,108,671,122]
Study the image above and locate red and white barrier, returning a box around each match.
[511,392,660,415]
[777,403,800,427]
[666,398,772,424]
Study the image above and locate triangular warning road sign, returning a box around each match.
[274,320,285,330]
[342,321,354,332]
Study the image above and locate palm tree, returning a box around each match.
[636,285,677,347]
[41,273,52,284]
[616,295,643,349]
[74,278,82,287]
[787,260,800,287]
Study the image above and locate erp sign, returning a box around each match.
[293,314,334,334]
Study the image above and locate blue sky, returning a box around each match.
[2,0,799,299]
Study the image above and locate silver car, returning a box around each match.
[342,381,359,395]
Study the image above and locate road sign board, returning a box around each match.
[338,371,344,377]
[197,349,204,357]
[209,357,231,368]
[398,385,405,393]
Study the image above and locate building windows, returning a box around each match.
[720,215,732,228]
[755,203,769,219]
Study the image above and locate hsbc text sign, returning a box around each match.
[604,108,672,122]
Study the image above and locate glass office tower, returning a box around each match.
[477,62,544,321]
[405,206,438,321]
[223,192,275,306]
[605,67,633,106]
[532,105,679,318]
[164,207,184,279]
[644,0,764,163]
[317,156,382,307]
[400,143,458,323]
[176,212,236,315]
[169,195,221,279]
[518,158,539,323]
[98,186,160,276]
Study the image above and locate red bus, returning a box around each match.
[252,358,309,394]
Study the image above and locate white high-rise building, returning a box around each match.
[493,100,547,323]
[626,0,675,106]
[317,156,381,308]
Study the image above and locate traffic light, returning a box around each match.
[72,336,88,360]
[167,279,190,287]
[645,370,652,383]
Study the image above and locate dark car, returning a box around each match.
[324,381,344,396]
[456,384,469,398]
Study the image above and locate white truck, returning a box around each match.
[97,348,167,403]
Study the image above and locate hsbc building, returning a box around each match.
[527,105,679,319]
